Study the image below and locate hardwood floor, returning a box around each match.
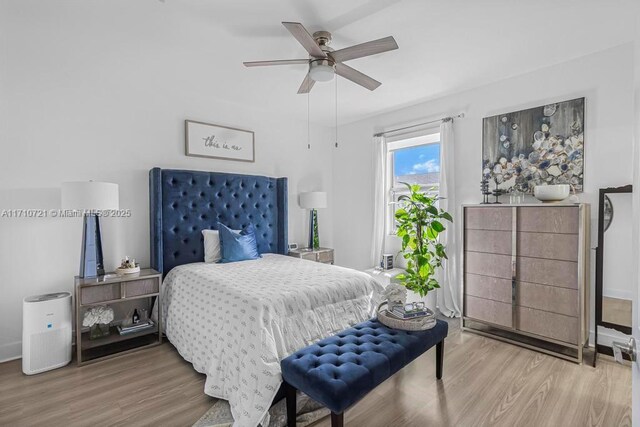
[0,327,631,427]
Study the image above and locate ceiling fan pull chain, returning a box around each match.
[335,76,339,148]
[307,91,311,149]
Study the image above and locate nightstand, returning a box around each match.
[288,247,334,264]
[75,269,162,365]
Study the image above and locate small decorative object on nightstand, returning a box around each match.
[115,256,140,275]
[75,268,162,365]
[288,247,334,264]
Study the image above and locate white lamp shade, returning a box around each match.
[61,182,119,211]
[299,191,327,209]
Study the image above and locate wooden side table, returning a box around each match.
[75,269,162,365]
[288,247,334,264]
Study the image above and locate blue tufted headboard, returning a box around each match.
[149,168,288,275]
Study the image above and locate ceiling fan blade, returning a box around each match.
[297,73,315,94]
[282,22,327,58]
[243,59,308,67]
[330,36,398,63]
[335,63,381,91]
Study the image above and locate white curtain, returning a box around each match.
[437,119,462,317]
[371,135,387,268]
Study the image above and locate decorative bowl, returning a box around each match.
[115,266,140,275]
[533,184,570,203]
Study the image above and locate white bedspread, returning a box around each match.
[160,254,383,427]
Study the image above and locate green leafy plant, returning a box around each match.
[394,183,453,297]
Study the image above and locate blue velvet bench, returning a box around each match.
[280,318,448,427]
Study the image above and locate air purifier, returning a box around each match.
[22,292,72,375]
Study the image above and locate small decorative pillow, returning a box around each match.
[217,222,261,263]
[202,229,222,263]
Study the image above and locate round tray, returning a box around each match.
[377,304,436,331]
[115,266,140,275]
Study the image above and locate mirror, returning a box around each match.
[595,184,633,364]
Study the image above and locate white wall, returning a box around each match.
[0,3,334,361]
[333,44,636,323]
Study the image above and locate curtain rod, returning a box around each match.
[373,113,465,137]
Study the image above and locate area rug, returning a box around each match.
[193,392,329,427]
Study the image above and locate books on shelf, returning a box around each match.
[389,305,430,320]
[117,320,155,336]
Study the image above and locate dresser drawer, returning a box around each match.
[516,257,577,289]
[81,283,120,305]
[465,295,512,328]
[517,281,578,317]
[299,251,317,261]
[465,252,513,280]
[124,278,159,297]
[517,232,578,262]
[317,250,334,263]
[517,207,579,234]
[465,229,512,255]
[465,273,512,304]
[517,306,578,344]
[465,207,512,231]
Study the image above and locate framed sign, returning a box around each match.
[185,120,255,162]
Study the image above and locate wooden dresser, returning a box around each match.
[462,204,590,363]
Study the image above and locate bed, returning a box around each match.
[149,168,382,427]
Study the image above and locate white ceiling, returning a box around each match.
[204,0,640,126]
[45,0,640,127]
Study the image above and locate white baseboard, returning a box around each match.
[0,341,22,363]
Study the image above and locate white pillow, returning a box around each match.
[202,229,222,263]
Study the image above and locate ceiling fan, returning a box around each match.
[243,22,398,94]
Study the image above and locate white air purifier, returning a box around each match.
[22,292,72,375]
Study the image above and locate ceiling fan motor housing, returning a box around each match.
[312,30,332,46]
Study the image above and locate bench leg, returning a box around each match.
[284,381,296,427]
[436,339,444,380]
[331,412,344,427]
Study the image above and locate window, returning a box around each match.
[386,132,441,233]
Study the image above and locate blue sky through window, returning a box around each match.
[393,143,441,177]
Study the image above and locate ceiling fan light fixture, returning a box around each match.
[309,59,335,82]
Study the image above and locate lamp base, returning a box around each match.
[307,209,320,250]
[80,214,105,278]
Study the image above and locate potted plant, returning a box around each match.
[394,183,453,298]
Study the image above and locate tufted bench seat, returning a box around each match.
[281,318,448,426]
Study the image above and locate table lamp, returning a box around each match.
[299,191,327,250]
[61,181,119,278]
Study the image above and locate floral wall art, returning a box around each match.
[482,98,585,193]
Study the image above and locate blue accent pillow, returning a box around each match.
[217,222,261,263]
